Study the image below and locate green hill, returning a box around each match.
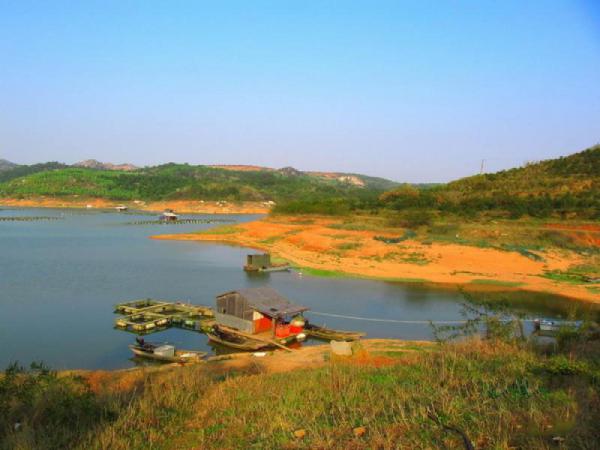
[0,163,397,203]
[381,145,600,218]
[0,162,68,183]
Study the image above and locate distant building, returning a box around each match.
[244,253,271,271]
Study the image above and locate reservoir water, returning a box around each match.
[0,208,595,369]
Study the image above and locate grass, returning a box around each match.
[470,279,526,287]
[193,225,239,235]
[385,277,429,283]
[298,267,346,278]
[542,270,588,284]
[2,336,599,449]
[335,242,362,251]
[373,229,417,244]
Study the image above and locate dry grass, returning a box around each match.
[4,337,599,449]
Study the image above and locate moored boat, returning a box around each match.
[129,340,206,363]
[305,323,365,341]
[159,209,179,221]
[206,325,272,351]
[534,318,583,333]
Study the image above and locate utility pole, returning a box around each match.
[479,159,485,174]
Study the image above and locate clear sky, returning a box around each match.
[1,1,599,182]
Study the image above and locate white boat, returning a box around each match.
[534,319,583,333]
[159,210,179,221]
[129,341,206,363]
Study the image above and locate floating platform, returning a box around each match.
[124,218,235,226]
[0,216,63,222]
[114,299,215,334]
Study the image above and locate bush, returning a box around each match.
[401,209,434,228]
[0,362,118,450]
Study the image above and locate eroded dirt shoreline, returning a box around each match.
[153,216,600,304]
[0,197,270,215]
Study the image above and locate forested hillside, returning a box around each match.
[0,163,395,202]
[380,145,600,219]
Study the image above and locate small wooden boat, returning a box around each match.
[129,342,206,363]
[257,265,291,273]
[305,323,365,341]
[206,326,272,351]
[534,319,583,333]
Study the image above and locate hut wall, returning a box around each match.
[252,311,273,333]
[214,312,254,333]
[247,254,271,269]
[216,293,250,319]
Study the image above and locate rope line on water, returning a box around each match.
[308,310,537,325]
[308,311,464,324]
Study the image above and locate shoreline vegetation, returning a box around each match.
[153,215,600,305]
[2,335,599,449]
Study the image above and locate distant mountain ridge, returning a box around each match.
[0,160,399,202]
[74,159,139,171]
[0,159,17,172]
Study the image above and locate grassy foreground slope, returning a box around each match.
[0,164,397,203]
[1,334,599,449]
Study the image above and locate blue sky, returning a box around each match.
[1,1,599,182]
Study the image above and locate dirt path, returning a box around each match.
[154,216,600,304]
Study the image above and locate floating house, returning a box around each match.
[160,209,179,221]
[244,253,290,272]
[215,287,308,337]
[244,253,271,271]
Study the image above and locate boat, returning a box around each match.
[115,205,128,211]
[305,323,365,341]
[128,341,206,363]
[206,325,272,351]
[534,319,583,333]
[159,209,179,221]
[257,265,291,273]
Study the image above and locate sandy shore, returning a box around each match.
[0,197,270,215]
[153,216,600,304]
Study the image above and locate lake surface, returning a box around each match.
[0,208,594,370]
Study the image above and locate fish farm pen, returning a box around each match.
[114,299,215,334]
[124,218,235,226]
[0,216,63,222]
